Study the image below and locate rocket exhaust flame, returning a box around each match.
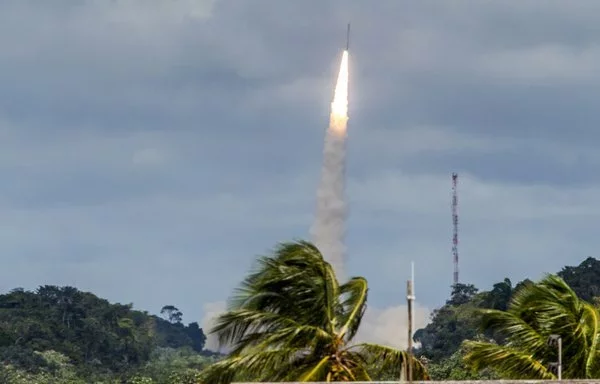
[311,49,349,279]
[331,50,349,123]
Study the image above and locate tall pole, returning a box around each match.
[558,337,562,380]
[406,277,415,383]
[411,261,415,339]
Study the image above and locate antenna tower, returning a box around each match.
[452,173,459,285]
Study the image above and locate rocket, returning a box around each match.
[346,23,350,51]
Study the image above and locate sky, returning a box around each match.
[2,0,600,349]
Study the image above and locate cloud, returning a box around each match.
[1,0,600,335]
[476,44,600,82]
[132,148,168,166]
[201,301,227,351]
[355,304,430,350]
[346,170,600,307]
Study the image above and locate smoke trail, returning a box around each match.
[311,50,349,279]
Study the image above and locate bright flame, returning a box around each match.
[330,50,349,132]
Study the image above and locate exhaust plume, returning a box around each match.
[311,50,349,279]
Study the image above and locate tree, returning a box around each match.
[513,278,533,293]
[481,278,513,311]
[200,240,430,383]
[160,305,183,324]
[463,274,600,379]
[0,350,86,384]
[558,257,600,302]
[184,322,207,352]
[447,283,479,306]
[0,286,207,381]
[414,299,482,362]
[137,347,216,383]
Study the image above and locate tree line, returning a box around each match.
[2,244,600,382]
[0,285,220,383]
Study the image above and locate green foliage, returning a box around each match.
[0,350,86,384]
[426,349,498,380]
[447,283,479,306]
[183,322,207,353]
[463,274,600,379]
[481,278,513,311]
[414,284,483,362]
[167,368,203,383]
[2,248,600,382]
[0,286,210,382]
[558,256,600,302]
[410,258,600,380]
[414,277,535,365]
[161,305,183,324]
[201,240,429,383]
[128,376,155,384]
[136,347,217,383]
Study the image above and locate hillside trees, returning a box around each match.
[414,283,482,362]
[0,286,209,380]
[558,257,600,302]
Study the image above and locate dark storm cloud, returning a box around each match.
[1,0,600,326]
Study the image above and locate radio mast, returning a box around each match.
[452,173,459,286]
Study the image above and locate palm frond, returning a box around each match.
[478,308,547,352]
[215,241,338,339]
[234,323,333,356]
[339,350,372,381]
[211,308,330,352]
[463,340,553,379]
[581,302,600,377]
[211,309,298,348]
[298,355,330,382]
[351,364,373,381]
[466,274,600,379]
[350,342,430,380]
[337,277,368,342]
[200,347,305,384]
[323,259,341,334]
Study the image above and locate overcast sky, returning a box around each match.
[1,0,600,340]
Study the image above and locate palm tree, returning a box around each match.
[463,274,600,379]
[200,240,429,383]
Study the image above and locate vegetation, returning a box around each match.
[413,283,483,362]
[415,256,600,380]
[3,241,600,382]
[425,349,498,381]
[463,275,600,379]
[0,285,218,383]
[201,241,428,383]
